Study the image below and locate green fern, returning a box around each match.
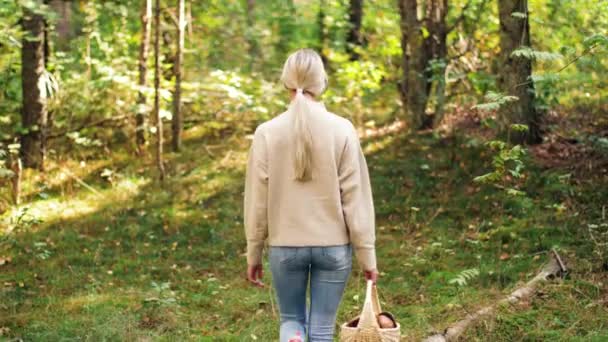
[511,46,562,61]
[449,268,480,287]
[583,34,608,49]
[473,91,518,111]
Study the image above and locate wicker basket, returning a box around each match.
[339,280,401,342]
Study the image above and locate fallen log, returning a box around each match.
[424,250,567,342]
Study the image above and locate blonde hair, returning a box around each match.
[280,49,328,182]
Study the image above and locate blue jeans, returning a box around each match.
[269,244,352,342]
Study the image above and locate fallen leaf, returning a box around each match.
[0,256,11,266]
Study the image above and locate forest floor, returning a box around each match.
[1,111,607,341]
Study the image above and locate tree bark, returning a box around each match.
[275,0,296,59]
[317,0,328,67]
[398,0,450,130]
[43,0,50,69]
[154,0,166,181]
[172,0,185,152]
[245,0,260,71]
[497,0,542,144]
[20,4,48,170]
[346,0,363,61]
[428,0,449,127]
[398,0,430,130]
[9,153,22,205]
[136,0,152,152]
[49,0,72,49]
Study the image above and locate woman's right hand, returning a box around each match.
[365,269,379,284]
[247,264,265,288]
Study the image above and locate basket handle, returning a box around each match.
[357,280,382,329]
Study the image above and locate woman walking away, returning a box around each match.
[244,48,378,342]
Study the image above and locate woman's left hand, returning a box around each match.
[247,264,265,288]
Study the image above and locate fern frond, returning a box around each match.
[511,47,562,61]
[449,268,480,287]
[473,91,518,112]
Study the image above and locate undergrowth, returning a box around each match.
[0,121,607,341]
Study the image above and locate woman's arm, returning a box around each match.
[338,123,377,273]
[244,125,269,268]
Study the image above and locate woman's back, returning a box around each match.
[259,101,356,246]
[245,98,376,271]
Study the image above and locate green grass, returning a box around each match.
[1,125,607,341]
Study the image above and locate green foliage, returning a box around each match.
[587,222,608,266]
[473,91,519,111]
[144,281,178,308]
[449,268,480,287]
[333,60,386,99]
[473,123,531,216]
[583,34,608,49]
[511,47,563,61]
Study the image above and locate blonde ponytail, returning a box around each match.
[291,88,314,181]
[280,49,328,182]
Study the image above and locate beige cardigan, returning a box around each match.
[243,100,376,271]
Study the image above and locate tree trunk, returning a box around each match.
[49,0,72,49]
[172,0,185,152]
[154,0,165,181]
[10,153,22,205]
[346,0,363,61]
[398,0,431,130]
[497,0,542,144]
[246,0,260,71]
[275,0,296,60]
[317,0,328,67]
[136,0,152,152]
[43,0,50,69]
[21,5,48,170]
[429,0,449,127]
[398,0,450,130]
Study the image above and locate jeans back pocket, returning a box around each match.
[272,247,299,265]
[322,244,352,264]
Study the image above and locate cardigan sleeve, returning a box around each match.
[338,124,377,271]
[243,125,269,266]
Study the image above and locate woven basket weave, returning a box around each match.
[339,280,401,342]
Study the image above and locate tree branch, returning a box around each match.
[423,250,567,342]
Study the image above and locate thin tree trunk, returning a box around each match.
[10,153,22,205]
[246,0,260,71]
[317,0,328,67]
[399,0,449,130]
[136,0,152,152]
[275,0,296,59]
[85,31,91,79]
[346,0,363,61]
[172,0,185,152]
[398,0,430,130]
[43,0,50,69]
[497,0,542,144]
[21,4,48,170]
[430,0,449,127]
[186,2,192,39]
[153,0,165,181]
[50,0,72,49]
